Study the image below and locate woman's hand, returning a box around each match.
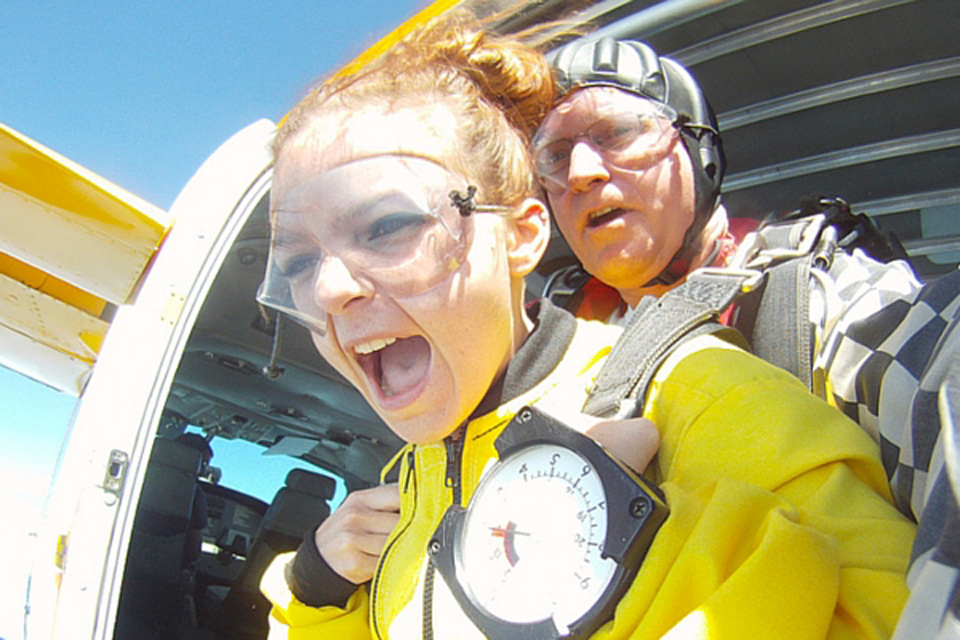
[313,483,401,584]
[586,417,660,475]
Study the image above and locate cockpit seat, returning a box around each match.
[259,468,336,552]
[115,437,205,639]
[212,468,336,640]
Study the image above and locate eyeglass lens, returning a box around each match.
[534,107,677,194]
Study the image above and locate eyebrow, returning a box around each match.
[271,230,312,252]
[271,189,431,242]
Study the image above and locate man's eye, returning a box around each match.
[547,149,569,166]
[536,142,571,173]
[593,121,637,149]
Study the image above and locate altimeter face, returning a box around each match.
[429,406,667,640]
[458,443,617,630]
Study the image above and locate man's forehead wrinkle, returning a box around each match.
[540,87,662,141]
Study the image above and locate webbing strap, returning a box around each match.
[734,255,814,389]
[583,270,755,418]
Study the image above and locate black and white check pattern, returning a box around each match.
[813,256,960,638]
[818,259,960,520]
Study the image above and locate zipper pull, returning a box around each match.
[444,424,466,505]
[403,449,416,494]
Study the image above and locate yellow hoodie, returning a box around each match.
[262,319,914,639]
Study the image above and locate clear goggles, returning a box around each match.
[533,102,679,194]
[257,155,509,335]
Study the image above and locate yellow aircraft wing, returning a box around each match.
[0,122,170,395]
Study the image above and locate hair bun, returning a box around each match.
[419,23,553,142]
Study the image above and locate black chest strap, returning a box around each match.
[583,270,756,418]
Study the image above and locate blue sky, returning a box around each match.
[0,2,424,637]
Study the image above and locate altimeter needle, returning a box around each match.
[490,521,530,567]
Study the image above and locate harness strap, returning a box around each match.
[734,255,814,389]
[583,270,755,418]
[579,214,838,415]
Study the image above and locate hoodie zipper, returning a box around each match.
[444,423,466,506]
[371,447,417,639]
[424,423,467,639]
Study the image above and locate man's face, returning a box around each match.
[270,106,520,444]
[536,87,696,304]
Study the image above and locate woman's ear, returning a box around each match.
[506,198,551,278]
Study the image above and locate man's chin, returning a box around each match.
[590,257,657,290]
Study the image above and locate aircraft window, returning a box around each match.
[186,427,346,509]
[921,204,960,265]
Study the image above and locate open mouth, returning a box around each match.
[354,335,431,401]
[586,207,627,228]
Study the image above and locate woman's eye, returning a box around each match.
[366,212,429,242]
[279,253,320,279]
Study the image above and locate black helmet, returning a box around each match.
[550,37,725,284]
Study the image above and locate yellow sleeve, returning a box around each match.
[634,336,914,639]
[261,552,372,640]
[594,480,842,639]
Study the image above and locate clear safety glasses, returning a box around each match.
[257,155,510,335]
[533,102,679,195]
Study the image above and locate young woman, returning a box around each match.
[257,15,913,639]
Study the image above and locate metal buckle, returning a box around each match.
[740,214,828,269]
[690,267,766,294]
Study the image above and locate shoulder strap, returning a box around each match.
[724,214,832,391]
[732,255,814,389]
[582,270,756,418]
[580,213,835,417]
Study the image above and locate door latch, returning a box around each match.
[103,449,129,496]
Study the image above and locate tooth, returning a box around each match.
[355,337,397,355]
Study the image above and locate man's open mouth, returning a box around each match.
[586,207,626,228]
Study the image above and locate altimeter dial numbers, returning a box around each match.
[459,445,616,627]
[428,406,668,640]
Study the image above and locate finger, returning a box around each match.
[315,526,387,582]
[327,546,382,584]
[332,497,400,534]
[586,417,660,474]
[354,483,401,512]
[348,552,380,584]
[358,508,401,536]
[352,530,393,557]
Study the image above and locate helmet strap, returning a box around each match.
[643,129,720,287]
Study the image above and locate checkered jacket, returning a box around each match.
[813,255,960,638]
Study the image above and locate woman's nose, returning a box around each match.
[312,255,375,316]
[566,140,610,193]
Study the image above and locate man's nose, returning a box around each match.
[312,255,375,316]
[566,140,610,193]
